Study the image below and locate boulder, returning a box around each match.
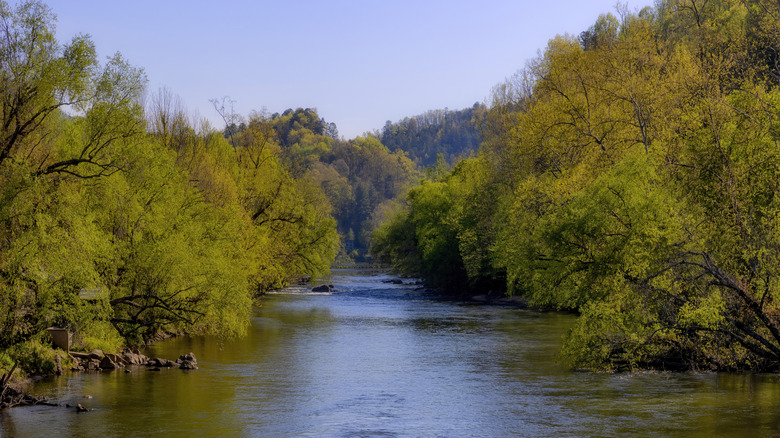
[99,356,119,370]
[105,353,126,366]
[147,358,176,368]
[88,350,104,360]
[70,355,84,371]
[179,361,198,370]
[178,352,198,370]
[178,352,197,363]
[312,284,333,292]
[69,352,91,361]
[122,351,149,365]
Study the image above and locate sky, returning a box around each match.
[38,0,652,139]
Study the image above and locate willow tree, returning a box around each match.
[1,1,256,361]
[0,0,94,169]
[0,0,147,352]
[374,0,780,371]
[512,0,780,371]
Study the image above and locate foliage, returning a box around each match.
[327,136,420,254]
[381,104,484,168]
[373,155,504,294]
[373,0,780,371]
[0,1,341,375]
[9,338,58,376]
[223,107,421,258]
[76,321,125,353]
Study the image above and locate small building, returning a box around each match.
[46,327,71,351]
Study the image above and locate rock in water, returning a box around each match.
[121,350,149,365]
[99,356,118,370]
[179,352,197,362]
[179,361,198,370]
[178,352,198,370]
[147,358,176,368]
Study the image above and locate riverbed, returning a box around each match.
[2,272,780,437]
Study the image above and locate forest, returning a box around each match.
[7,0,780,380]
[380,104,484,168]
[223,107,422,256]
[0,0,433,378]
[373,0,780,372]
[0,1,346,375]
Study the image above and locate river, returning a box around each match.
[2,272,780,437]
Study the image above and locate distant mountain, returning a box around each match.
[380,103,484,168]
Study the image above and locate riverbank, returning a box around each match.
[0,348,199,411]
[5,275,780,437]
[468,292,529,307]
[0,379,48,409]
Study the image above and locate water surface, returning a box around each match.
[2,273,780,437]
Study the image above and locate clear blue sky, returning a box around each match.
[40,0,650,139]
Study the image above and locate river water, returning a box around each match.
[2,272,780,437]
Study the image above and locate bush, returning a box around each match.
[11,338,58,376]
[0,351,14,376]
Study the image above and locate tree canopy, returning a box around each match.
[373,0,780,372]
[12,0,780,376]
[380,104,484,168]
[0,1,339,375]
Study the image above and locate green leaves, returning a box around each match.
[0,2,343,364]
[372,0,780,371]
[372,155,504,294]
[0,0,99,168]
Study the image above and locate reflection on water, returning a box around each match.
[3,273,780,437]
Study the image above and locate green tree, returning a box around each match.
[0,0,94,169]
[0,1,341,378]
[373,0,780,372]
[0,0,147,355]
[381,104,484,168]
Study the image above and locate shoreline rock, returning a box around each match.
[68,349,199,373]
[2,350,200,411]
